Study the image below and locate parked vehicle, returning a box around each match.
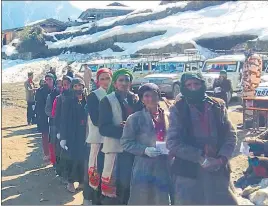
[132,49,206,98]
[202,52,268,103]
[202,54,245,103]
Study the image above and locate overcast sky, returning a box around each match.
[70,1,161,10]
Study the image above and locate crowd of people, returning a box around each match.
[24,66,238,205]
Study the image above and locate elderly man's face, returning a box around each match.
[185,79,202,91]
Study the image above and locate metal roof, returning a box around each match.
[206,54,246,62]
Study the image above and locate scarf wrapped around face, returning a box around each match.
[180,72,207,104]
[107,68,133,94]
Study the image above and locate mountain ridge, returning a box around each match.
[2,1,82,30]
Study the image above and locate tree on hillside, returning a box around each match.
[16,26,47,55]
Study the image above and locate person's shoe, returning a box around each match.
[67,183,76,193]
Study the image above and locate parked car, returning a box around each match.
[132,51,205,98]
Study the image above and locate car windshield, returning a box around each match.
[202,61,237,72]
[155,62,185,73]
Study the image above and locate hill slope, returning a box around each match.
[44,1,268,56]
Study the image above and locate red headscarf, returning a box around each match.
[96,68,113,86]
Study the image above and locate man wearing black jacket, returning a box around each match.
[35,73,55,162]
[212,70,232,108]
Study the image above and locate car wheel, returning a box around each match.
[172,83,180,99]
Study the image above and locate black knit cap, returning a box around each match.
[45,73,55,80]
[138,83,161,100]
[62,75,72,83]
[71,77,85,88]
[180,72,205,85]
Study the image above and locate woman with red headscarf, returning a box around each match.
[85,68,112,205]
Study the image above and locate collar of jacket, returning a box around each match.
[98,86,107,93]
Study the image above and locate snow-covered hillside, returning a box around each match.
[3,1,268,84]
[46,1,268,55]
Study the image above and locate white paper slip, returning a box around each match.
[214,87,222,93]
[156,141,169,155]
[240,141,250,156]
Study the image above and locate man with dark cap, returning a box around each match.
[212,70,233,108]
[24,72,37,125]
[167,72,237,205]
[36,73,55,162]
[99,68,140,205]
[60,77,87,193]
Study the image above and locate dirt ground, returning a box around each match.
[1,82,258,205]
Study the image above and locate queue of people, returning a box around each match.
[25,67,238,205]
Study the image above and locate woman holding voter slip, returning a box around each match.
[120,83,172,205]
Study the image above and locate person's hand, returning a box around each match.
[244,137,257,144]
[60,140,68,150]
[244,137,263,145]
[198,156,206,166]
[56,133,60,140]
[204,144,217,157]
[133,94,139,102]
[120,121,126,127]
[168,150,176,158]
[200,157,223,172]
[144,147,162,157]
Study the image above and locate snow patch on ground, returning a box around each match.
[2,45,18,56]
[2,52,94,83]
